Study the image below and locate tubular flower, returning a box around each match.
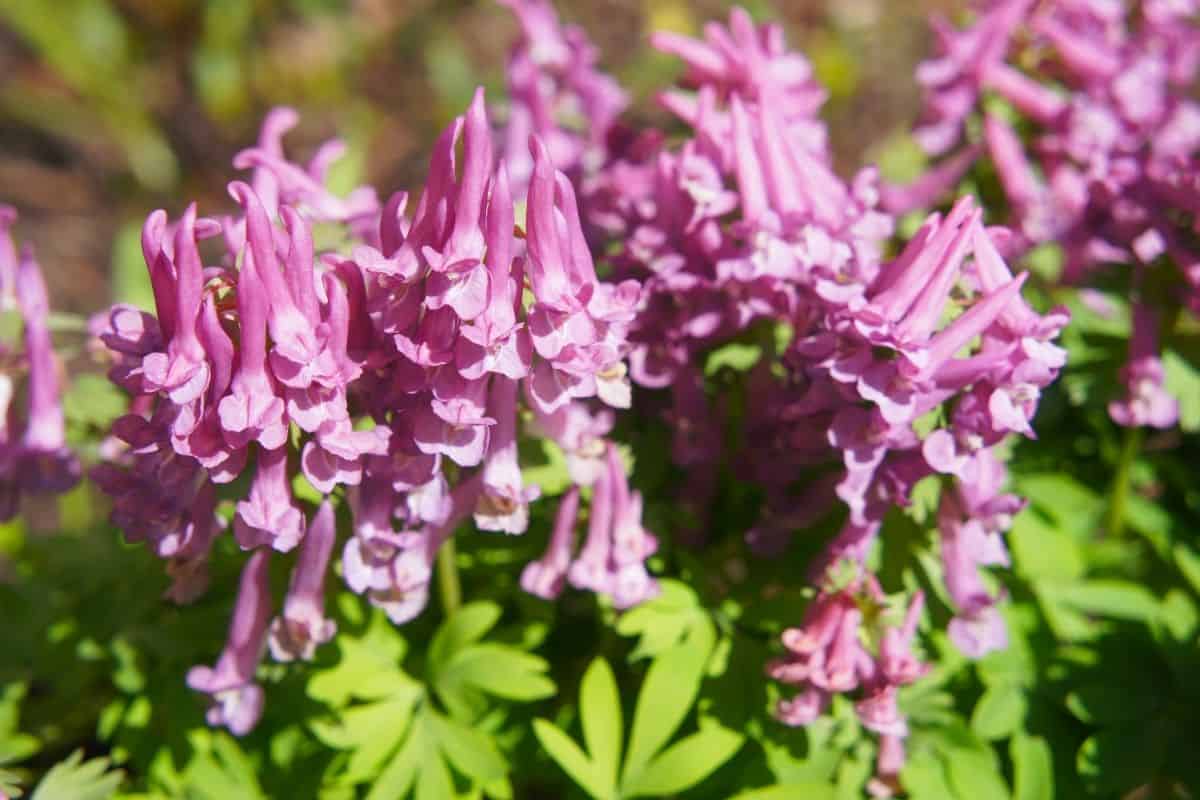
[901,0,1200,427]
[0,211,81,520]
[497,0,628,196]
[92,87,650,735]
[544,7,1068,779]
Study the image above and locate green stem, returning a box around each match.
[437,536,462,617]
[1106,425,1141,538]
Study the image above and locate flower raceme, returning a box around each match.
[17,4,1077,788]
[93,87,654,734]
[900,0,1200,430]
[542,7,1066,788]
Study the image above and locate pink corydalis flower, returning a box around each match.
[269,501,338,662]
[475,377,540,534]
[187,549,272,736]
[1109,302,1179,429]
[771,575,928,781]
[218,245,288,451]
[650,7,829,164]
[9,245,81,502]
[232,109,380,234]
[235,445,305,552]
[498,0,628,195]
[0,205,18,311]
[562,443,658,608]
[524,138,638,413]
[520,486,580,599]
[867,734,906,799]
[908,0,1200,303]
[938,481,1010,658]
[140,205,213,406]
[344,474,483,625]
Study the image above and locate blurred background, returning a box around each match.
[0,0,962,315]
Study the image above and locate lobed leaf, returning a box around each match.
[623,725,743,797]
[580,658,622,794]
[532,719,608,800]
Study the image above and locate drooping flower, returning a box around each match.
[0,217,81,520]
[269,501,338,662]
[187,550,273,735]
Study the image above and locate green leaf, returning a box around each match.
[365,722,426,800]
[0,684,39,774]
[427,711,507,785]
[428,602,502,675]
[311,696,419,784]
[308,612,413,706]
[532,719,606,800]
[970,683,1027,740]
[0,768,21,799]
[1009,509,1085,582]
[1011,733,1054,800]
[615,580,706,661]
[900,751,955,800]
[580,658,622,794]
[731,786,837,800]
[62,374,127,429]
[1015,474,1102,538]
[183,732,267,800]
[31,751,123,800]
[521,439,572,497]
[945,748,1009,800]
[705,342,762,375]
[414,750,454,800]
[622,629,713,785]
[1173,542,1200,595]
[440,644,555,702]
[1160,588,1199,642]
[1043,581,1161,624]
[624,726,744,797]
[1164,350,1200,432]
[975,606,1037,688]
[1122,494,1171,559]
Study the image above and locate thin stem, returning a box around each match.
[437,536,462,617]
[1105,424,1141,538]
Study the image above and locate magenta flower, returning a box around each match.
[1109,302,1179,428]
[520,486,580,600]
[475,378,540,534]
[218,246,287,451]
[497,0,627,196]
[10,245,81,501]
[140,205,212,406]
[235,446,305,552]
[187,549,273,735]
[269,501,337,662]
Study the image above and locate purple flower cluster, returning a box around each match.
[526,8,1068,783]
[900,0,1200,429]
[520,441,658,608]
[0,207,81,519]
[769,579,927,798]
[93,88,655,733]
[1,2,1086,777]
[497,0,628,198]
